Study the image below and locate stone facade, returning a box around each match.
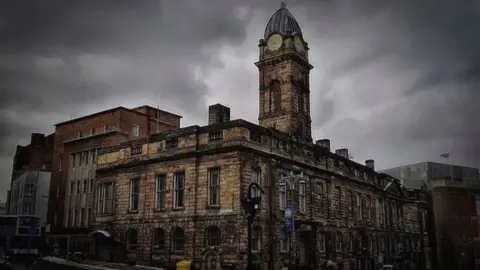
[93,119,428,269]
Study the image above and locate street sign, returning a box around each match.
[28,227,37,236]
[285,206,294,232]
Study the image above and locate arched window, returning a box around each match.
[269,80,281,113]
[205,226,221,247]
[125,228,137,250]
[251,227,262,252]
[171,227,185,252]
[153,228,166,252]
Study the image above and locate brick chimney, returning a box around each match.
[208,104,231,125]
[315,139,331,151]
[335,148,349,159]
[365,159,375,170]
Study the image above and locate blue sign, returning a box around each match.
[284,206,294,232]
[28,227,37,237]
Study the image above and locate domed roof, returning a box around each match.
[264,2,303,39]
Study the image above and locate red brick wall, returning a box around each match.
[47,107,181,228]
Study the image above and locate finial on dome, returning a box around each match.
[281,1,286,8]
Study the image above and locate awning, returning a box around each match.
[89,230,112,237]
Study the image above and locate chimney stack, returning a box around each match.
[315,139,331,151]
[365,159,375,170]
[208,104,231,125]
[335,148,349,159]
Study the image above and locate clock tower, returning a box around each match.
[255,2,314,143]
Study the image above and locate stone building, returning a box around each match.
[47,105,182,232]
[91,3,428,270]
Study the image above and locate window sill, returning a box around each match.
[172,207,185,211]
[170,251,184,255]
[153,208,166,213]
[206,205,220,209]
[127,210,139,214]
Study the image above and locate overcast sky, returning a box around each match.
[1,0,479,201]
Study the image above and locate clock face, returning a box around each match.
[294,36,304,52]
[267,34,283,51]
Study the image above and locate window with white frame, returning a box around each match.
[99,182,114,214]
[251,168,261,198]
[298,181,306,213]
[23,203,32,215]
[280,231,290,252]
[155,175,166,210]
[251,227,262,252]
[25,184,35,196]
[173,172,185,208]
[129,178,140,211]
[132,124,140,137]
[208,168,220,206]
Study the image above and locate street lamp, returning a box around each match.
[242,182,264,270]
[279,171,305,265]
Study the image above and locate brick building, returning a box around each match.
[47,105,182,231]
[90,3,429,269]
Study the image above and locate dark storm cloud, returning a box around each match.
[303,0,480,169]
[0,0,257,199]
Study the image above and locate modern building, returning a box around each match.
[47,105,182,232]
[90,3,429,270]
[6,133,54,226]
[380,161,480,190]
[382,162,480,270]
[8,170,51,225]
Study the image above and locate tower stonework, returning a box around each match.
[255,2,313,143]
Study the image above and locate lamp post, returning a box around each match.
[242,182,264,270]
[279,171,305,265]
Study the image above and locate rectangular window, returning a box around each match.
[83,180,87,193]
[76,181,80,194]
[99,183,114,214]
[251,168,261,198]
[76,153,81,167]
[26,184,35,196]
[23,204,32,215]
[299,181,306,213]
[77,130,82,138]
[76,209,81,227]
[59,158,63,171]
[336,186,342,218]
[279,184,287,210]
[129,179,140,211]
[70,154,75,167]
[84,151,89,165]
[173,173,185,208]
[155,175,166,210]
[89,179,94,193]
[132,124,140,136]
[70,182,74,194]
[88,208,92,224]
[69,210,73,227]
[251,228,261,252]
[356,194,362,220]
[280,232,290,252]
[80,208,85,227]
[208,168,220,206]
